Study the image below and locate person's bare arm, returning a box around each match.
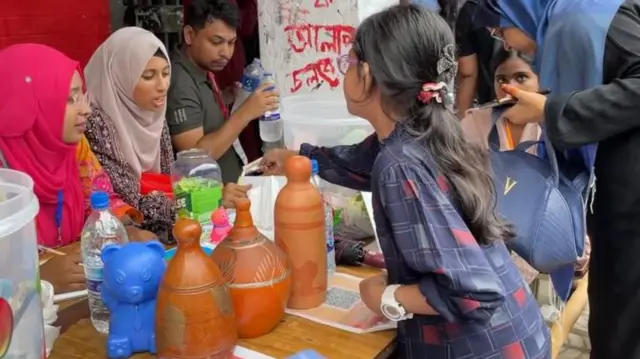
[456,54,478,116]
[171,108,252,160]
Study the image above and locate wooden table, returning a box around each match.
[47,244,396,359]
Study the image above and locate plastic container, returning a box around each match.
[171,149,224,243]
[0,168,46,359]
[281,94,374,149]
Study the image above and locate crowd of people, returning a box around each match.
[1,0,639,357]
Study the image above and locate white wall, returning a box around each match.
[258,0,398,98]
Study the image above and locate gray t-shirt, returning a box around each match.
[166,49,243,184]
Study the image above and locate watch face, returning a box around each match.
[381,304,401,320]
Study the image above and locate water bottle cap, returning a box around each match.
[254,58,262,64]
[90,191,109,210]
[311,159,319,175]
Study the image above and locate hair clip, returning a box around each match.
[417,82,447,104]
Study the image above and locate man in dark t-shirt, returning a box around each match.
[455,0,500,115]
[166,0,278,183]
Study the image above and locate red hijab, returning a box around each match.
[0,44,85,247]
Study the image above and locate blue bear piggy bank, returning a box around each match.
[101,241,166,359]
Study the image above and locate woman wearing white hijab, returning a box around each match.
[85,27,249,243]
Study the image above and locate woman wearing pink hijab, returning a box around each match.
[0,44,147,294]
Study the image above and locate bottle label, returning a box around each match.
[85,265,103,296]
[87,279,102,296]
[261,112,281,122]
[241,74,260,92]
[174,185,222,242]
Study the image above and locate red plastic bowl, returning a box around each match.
[140,173,173,199]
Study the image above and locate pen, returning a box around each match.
[38,245,66,256]
[477,89,551,110]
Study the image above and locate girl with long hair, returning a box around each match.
[262,5,550,357]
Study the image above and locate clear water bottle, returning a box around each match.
[231,58,263,115]
[260,72,283,143]
[310,160,336,275]
[80,191,129,334]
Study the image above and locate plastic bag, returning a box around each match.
[321,183,374,240]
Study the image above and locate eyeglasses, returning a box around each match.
[336,54,359,75]
[489,28,505,43]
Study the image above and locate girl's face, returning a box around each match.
[340,49,374,119]
[491,28,537,56]
[133,55,170,112]
[494,57,539,99]
[62,71,90,144]
[341,50,364,116]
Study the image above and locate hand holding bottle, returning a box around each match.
[238,82,280,121]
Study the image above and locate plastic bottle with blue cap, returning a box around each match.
[310,160,336,276]
[81,191,129,334]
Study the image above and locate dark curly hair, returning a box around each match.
[184,0,239,31]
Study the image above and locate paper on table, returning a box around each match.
[232,345,275,359]
[286,273,396,334]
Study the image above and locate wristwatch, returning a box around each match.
[380,284,413,321]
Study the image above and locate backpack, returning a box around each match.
[488,113,590,300]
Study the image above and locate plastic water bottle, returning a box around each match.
[80,191,129,334]
[231,58,263,115]
[259,72,283,143]
[310,160,336,275]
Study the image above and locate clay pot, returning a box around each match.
[156,219,237,358]
[274,156,327,309]
[211,199,291,338]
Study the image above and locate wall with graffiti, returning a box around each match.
[258,0,398,97]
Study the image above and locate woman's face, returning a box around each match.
[494,57,539,99]
[492,28,537,56]
[341,50,369,118]
[62,71,90,144]
[133,55,170,112]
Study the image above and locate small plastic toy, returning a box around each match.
[210,207,232,244]
[101,241,166,359]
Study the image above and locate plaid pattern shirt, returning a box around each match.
[300,127,550,359]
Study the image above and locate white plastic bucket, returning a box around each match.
[281,94,374,150]
[0,168,45,359]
